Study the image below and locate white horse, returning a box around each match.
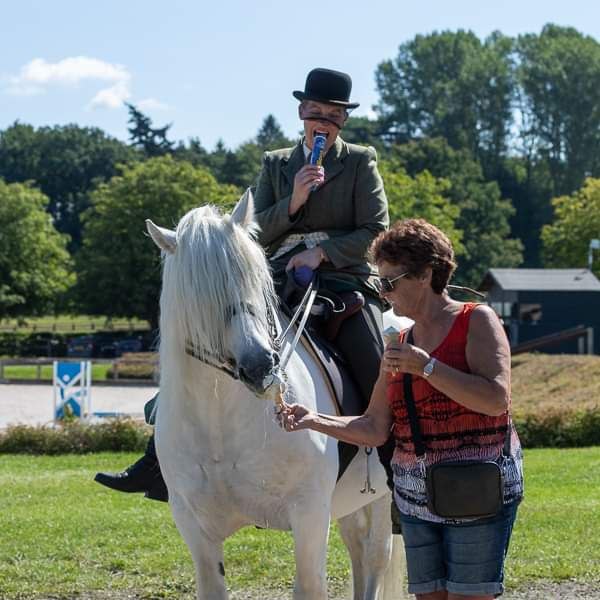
[146,190,408,600]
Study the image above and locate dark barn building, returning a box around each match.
[479,269,600,354]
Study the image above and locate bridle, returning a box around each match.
[185,299,281,381]
[185,281,318,384]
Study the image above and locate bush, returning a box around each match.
[514,407,600,448]
[1,408,598,455]
[0,418,150,454]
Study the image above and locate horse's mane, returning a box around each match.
[159,205,277,360]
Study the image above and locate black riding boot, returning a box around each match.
[94,434,168,502]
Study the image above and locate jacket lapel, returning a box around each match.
[281,142,305,186]
[322,137,346,185]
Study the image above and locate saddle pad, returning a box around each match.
[298,326,363,480]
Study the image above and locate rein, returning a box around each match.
[274,279,318,367]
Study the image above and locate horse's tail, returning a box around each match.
[381,534,409,600]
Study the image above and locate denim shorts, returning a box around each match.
[399,501,520,597]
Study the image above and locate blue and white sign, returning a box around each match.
[53,361,92,420]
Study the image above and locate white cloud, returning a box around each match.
[89,80,131,109]
[137,98,170,111]
[5,55,168,112]
[7,56,131,96]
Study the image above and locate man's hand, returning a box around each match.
[289,165,325,215]
[286,247,327,272]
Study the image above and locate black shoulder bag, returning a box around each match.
[403,329,510,519]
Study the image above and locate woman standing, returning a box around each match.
[281,218,524,599]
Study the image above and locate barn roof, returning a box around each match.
[480,269,600,292]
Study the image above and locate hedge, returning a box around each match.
[1,408,599,454]
[0,418,150,454]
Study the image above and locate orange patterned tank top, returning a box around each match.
[388,302,524,522]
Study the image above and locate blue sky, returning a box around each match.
[1,0,599,150]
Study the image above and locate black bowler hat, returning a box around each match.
[293,68,359,109]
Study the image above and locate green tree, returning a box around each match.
[541,178,600,274]
[516,25,600,196]
[375,30,514,175]
[76,156,240,329]
[0,122,136,250]
[379,158,463,254]
[173,137,210,167]
[0,180,73,318]
[256,114,293,149]
[206,116,294,188]
[496,156,553,267]
[341,116,386,150]
[390,138,523,286]
[205,139,234,184]
[126,103,174,157]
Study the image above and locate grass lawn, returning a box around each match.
[1,363,111,382]
[0,448,599,599]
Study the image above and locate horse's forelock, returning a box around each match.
[161,205,276,359]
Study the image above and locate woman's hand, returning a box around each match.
[279,403,316,432]
[383,342,430,376]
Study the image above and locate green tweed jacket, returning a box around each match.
[254,136,389,297]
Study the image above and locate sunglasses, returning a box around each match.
[378,271,410,293]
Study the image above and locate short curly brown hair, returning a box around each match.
[371,219,457,294]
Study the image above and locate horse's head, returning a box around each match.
[146,189,280,396]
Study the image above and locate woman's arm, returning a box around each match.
[384,305,511,416]
[282,366,394,446]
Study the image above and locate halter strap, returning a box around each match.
[183,283,316,387]
[185,344,240,380]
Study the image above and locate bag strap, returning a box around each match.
[403,327,512,459]
[403,328,426,459]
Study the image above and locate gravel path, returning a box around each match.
[0,382,157,428]
[14,581,600,599]
[503,581,600,599]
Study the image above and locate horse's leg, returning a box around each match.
[169,497,228,600]
[337,493,395,600]
[289,503,331,600]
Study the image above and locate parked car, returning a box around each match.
[66,335,95,358]
[20,333,67,357]
[66,332,147,358]
[96,334,121,358]
[114,337,143,356]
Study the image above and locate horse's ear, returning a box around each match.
[230,187,256,230]
[146,219,177,254]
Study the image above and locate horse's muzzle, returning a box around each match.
[238,349,278,394]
